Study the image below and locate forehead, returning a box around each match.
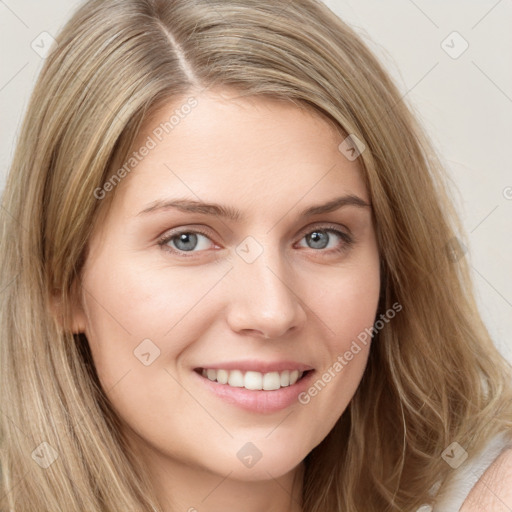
[110,89,368,218]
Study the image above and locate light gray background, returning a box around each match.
[1,1,511,362]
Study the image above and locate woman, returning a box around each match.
[1,0,511,510]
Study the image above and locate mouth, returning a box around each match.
[194,367,313,391]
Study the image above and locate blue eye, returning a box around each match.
[158,225,353,258]
[299,229,351,251]
[160,230,214,253]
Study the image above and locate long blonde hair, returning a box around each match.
[1,0,511,510]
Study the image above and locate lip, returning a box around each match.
[192,366,316,414]
[194,360,314,373]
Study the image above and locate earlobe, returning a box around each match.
[69,305,87,334]
[50,285,87,334]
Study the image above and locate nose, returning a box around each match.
[225,244,307,340]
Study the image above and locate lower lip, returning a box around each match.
[193,370,315,414]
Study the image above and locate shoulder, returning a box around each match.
[459,447,512,511]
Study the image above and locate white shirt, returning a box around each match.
[421,430,512,511]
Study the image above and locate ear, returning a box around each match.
[50,281,87,334]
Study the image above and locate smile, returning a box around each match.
[198,368,307,390]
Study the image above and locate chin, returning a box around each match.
[206,438,308,481]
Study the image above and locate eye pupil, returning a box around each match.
[307,230,329,249]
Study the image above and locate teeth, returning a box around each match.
[228,370,244,387]
[262,372,281,390]
[217,369,229,384]
[245,371,263,390]
[200,368,305,390]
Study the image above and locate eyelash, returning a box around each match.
[157,224,354,259]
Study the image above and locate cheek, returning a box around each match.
[82,255,231,346]
[80,258,225,441]
[312,255,381,351]
[296,256,380,435]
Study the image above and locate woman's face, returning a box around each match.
[73,88,380,482]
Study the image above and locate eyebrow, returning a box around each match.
[137,194,370,221]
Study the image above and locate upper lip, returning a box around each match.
[195,360,314,373]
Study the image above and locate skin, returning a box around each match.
[461,448,512,511]
[70,88,381,511]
